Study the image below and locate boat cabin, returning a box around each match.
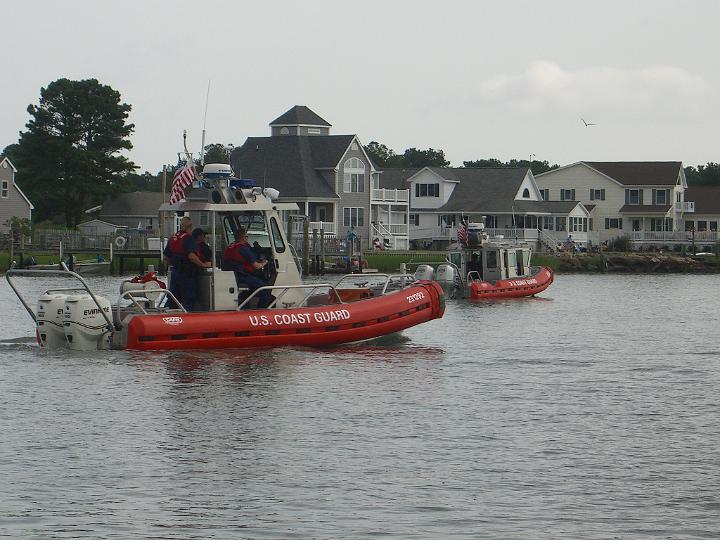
[447,236,533,282]
[160,167,306,310]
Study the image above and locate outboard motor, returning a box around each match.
[63,294,113,351]
[37,293,69,348]
[435,264,458,286]
[414,264,435,281]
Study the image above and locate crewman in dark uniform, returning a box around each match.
[192,228,212,264]
[163,217,211,311]
[467,252,482,278]
[222,228,274,309]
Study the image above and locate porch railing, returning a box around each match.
[291,221,336,235]
[630,230,718,242]
[371,188,409,203]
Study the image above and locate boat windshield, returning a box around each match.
[223,211,271,249]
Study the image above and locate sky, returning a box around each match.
[1,0,719,172]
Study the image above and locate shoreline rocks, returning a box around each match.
[551,252,720,273]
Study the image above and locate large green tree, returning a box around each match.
[7,78,136,226]
[685,163,720,186]
[364,141,450,168]
[464,158,559,175]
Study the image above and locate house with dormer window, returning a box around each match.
[381,166,590,250]
[230,106,409,249]
[534,161,708,247]
[0,156,34,232]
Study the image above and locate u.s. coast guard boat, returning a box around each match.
[6,164,445,351]
[414,222,553,299]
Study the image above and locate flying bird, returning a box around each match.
[581,117,597,127]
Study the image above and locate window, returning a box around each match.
[343,158,365,193]
[650,218,672,232]
[1,180,7,198]
[632,219,641,231]
[604,218,623,230]
[279,127,290,135]
[343,207,364,227]
[437,214,456,227]
[522,188,530,198]
[485,215,498,228]
[625,189,643,205]
[539,189,549,201]
[409,214,419,226]
[697,220,708,232]
[560,189,575,201]
[711,221,718,232]
[570,217,587,232]
[652,189,670,205]
[685,221,695,232]
[542,216,554,230]
[415,183,439,197]
[590,188,605,201]
[555,217,566,231]
[199,213,209,226]
[270,217,286,253]
[486,250,498,269]
[307,128,321,134]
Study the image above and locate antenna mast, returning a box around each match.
[200,80,211,167]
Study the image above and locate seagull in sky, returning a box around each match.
[581,117,597,127]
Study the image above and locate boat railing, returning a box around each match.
[116,288,187,320]
[333,272,416,294]
[237,283,337,310]
[5,261,116,331]
[467,270,481,282]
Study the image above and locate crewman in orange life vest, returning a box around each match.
[222,228,274,309]
[163,216,211,310]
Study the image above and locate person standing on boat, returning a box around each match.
[163,217,211,311]
[222,228,274,309]
[192,228,212,264]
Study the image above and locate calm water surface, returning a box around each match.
[1,273,719,539]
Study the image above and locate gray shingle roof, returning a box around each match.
[270,106,331,127]
[618,204,672,213]
[432,168,531,213]
[100,191,165,216]
[230,135,355,199]
[686,186,720,214]
[584,162,682,186]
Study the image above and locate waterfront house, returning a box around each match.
[381,166,590,250]
[230,106,410,249]
[0,156,34,232]
[683,185,720,250]
[535,161,695,248]
[94,191,174,234]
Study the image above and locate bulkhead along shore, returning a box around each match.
[541,252,720,273]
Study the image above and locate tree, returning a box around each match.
[195,143,233,166]
[363,142,450,168]
[7,78,136,226]
[464,158,559,175]
[685,163,720,186]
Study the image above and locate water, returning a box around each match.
[1,273,720,539]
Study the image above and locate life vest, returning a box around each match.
[168,231,191,258]
[223,240,255,274]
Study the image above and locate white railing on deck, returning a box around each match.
[292,221,336,235]
[371,189,409,203]
[631,230,718,242]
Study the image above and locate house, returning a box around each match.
[683,185,720,249]
[94,191,174,234]
[0,156,34,232]
[230,106,410,249]
[381,166,590,250]
[535,161,698,247]
[77,219,127,236]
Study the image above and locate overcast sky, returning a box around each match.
[2,0,719,172]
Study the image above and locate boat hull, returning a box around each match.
[469,266,553,299]
[124,281,445,350]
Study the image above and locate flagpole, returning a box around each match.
[200,80,210,167]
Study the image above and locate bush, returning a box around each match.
[608,235,630,252]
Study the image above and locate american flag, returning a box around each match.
[457,217,469,244]
[169,163,196,204]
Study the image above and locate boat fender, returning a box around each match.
[114,236,127,249]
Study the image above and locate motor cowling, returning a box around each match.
[414,264,435,281]
[63,294,113,351]
[435,264,457,285]
[37,293,68,348]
